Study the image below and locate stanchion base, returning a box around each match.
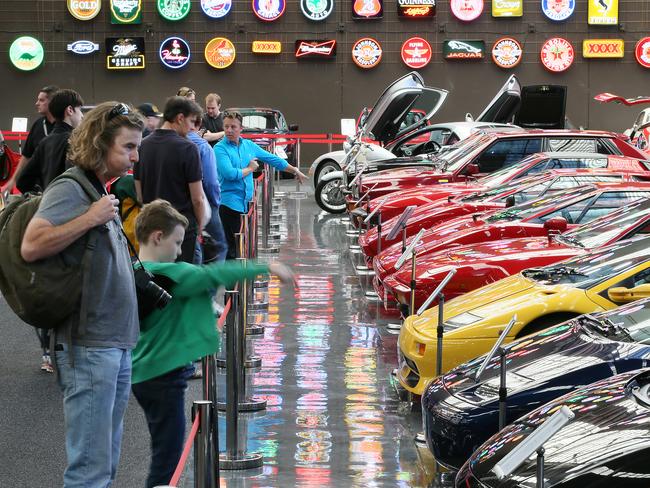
[217,398,267,412]
[246,324,265,335]
[216,356,262,369]
[414,432,427,445]
[287,191,307,199]
[249,301,269,310]
[364,291,381,302]
[272,194,285,201]
[219,452,264,470]
[355,265,374,275]
[258,246,280,254]
[348,245,362,252]
[253,279,269,289]
[267,233,281,241]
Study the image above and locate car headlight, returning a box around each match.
[446,312,482,328]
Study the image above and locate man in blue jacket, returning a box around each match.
[215,110,306,259]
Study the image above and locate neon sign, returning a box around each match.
[253,0,286,21]
[106,37,145,70]
[204,37,236,68]
[159,37,190,69]
[9,36,44,71]
[353,0,383,19]
[397,0,435,17]
[401,37,432,68]
[352,38,382,68]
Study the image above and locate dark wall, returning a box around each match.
[1,0,649,151]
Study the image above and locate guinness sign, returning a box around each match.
[398,0,435,17]
[295,40,337,59]
[106,37,145,69]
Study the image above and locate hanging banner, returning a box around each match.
[540,37,574,73]
[301,0,334,20]
[67,40,100,55]
[106,37,145,69]
[352,38,383,68]
[582,39,624,58]
[205,37,236,68]
[159,37,191,69]
[401,37,432,68]
[588,0,618,25]
[9,36,44,71]
[443,40,485,59]
[67,0,101,20]
[541,0,574,21]
[295,40,337,59]
[492,0,522,16]
[491,37,522,68]
[201,0,232,18]
[111,0,142,23]
[157,0,191,21]
[450,0,483,21]
[353,0,383,18]
[636,37,650,68]
[398,0,436,18]
[253,0,286,21]
[252,41,282,54]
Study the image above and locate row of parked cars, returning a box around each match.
[317,72,650,487]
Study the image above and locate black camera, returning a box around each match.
[134,267,172,320]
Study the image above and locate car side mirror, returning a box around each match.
[465,163,480,176]
[505,195,516,208]
[608,284,650,304]
[289,124,299,131]
[544,217,568,235]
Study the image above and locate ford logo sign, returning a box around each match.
[67,40,100,55]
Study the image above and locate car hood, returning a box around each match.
[361,72,448,145]
[473,74,567,129]
[462,369,650,487]
[372,183,486,211]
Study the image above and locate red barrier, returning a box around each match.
[168,411,201,487]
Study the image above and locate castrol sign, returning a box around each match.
[67,0,101,20]
[582,39,624,58]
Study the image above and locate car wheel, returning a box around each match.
[515,313,580,339]
[314,160,341,185]
[315,177,346,214]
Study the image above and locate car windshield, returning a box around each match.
[484,187,595,222]
[581,302,650,344]
[239,110,286,131]
[560,199,650,249]
[437,133,494,171]
[459,173,550,202]
[521,237,650,289]
[478,154,540,187]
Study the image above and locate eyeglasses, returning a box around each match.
[223,111,242,122]
[108,103,130,120]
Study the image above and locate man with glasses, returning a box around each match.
[215,110,307,259]
[135,96,209,263]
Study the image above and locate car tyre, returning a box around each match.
[314,159,341,185]
[315,177,346,214]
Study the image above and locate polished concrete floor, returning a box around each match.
[0,183,445,487]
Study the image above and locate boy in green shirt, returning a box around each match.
[131,199,291,488]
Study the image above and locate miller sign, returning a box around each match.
[106,37,145,69]
[582,39,624,59]
[295,40,337,59]
[252,41,282,54]
[67,0,101,20]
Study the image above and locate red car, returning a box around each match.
[382,197,650,309]
[349,128,650,204]
[359,166,647,258]
[372,182,650,286]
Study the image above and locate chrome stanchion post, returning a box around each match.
[436,293,444,377]
[192,400,216,488]
[499,347,507,431]
[262,165,270,250]
[409,250,417,317]
[376,210,382,256]
[536,448,545,488]
[401,224,407,254]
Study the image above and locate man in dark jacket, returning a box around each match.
[16,89,84,193]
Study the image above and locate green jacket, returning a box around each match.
[131,260,268,384]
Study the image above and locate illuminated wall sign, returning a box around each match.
[540,37,574,73]
[443,40,485,59]
[295,40,337,59]
[541,0,574,21]
[352,38,382,68]
[636,37,650,69]
[491,37,522,68]
[205,37,236,68]
[492,0,522,16]
[110,0,142,24]
[157,0,191,21]
[253,0,286,21]
[159,37,190,69]
[588,0,618,25]
[301,0,334,20]
[582,39,624,58]
[353,0,383,19]
[9,36,44,71]
[252,41,282,54]
[106,37,145,70]
[450,0,483,21]
[397,0,436,18]
[67,0,101,20]
[401,37,432,68]
[67,40,100,55]
[201,0,232,18]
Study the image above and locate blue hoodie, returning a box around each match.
[214,137,288,213]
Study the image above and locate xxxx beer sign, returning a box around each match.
[588,0,618,25]
[111,0,142,24]
[252,41,282,54]
[67,0,101,20]
[398,0,436,18]
[582,39,624,59]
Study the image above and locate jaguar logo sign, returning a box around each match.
[352,38,382,68]
[205,37,236,68]
[401,37,432,68]
[491,37,522,68]
[540,37,574,72]
[252,41,282,54]
[67,40,100,55]
[67,0,101,20]
[443,40,485,59]
[635,37,650,68]
[582,39,624,58]
[295,40,337,58]
[106,37,145,69]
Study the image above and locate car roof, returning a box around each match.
[481,128,625,138]
[226,107,282,114]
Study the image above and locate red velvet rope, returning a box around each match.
[168,411,201,487]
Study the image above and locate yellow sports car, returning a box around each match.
[397,236,650,396]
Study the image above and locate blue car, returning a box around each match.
[455,368,650,487]
[422,298,650,469]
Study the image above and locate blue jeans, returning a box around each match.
[55,345,132,488]
[204,205,228,262]
[131,366,194,488]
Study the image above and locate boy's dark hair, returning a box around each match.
[135,199,189,244]
[40,85,59,98]
[163,96,202,123]
[48,89,84,121]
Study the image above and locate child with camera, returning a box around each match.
[130,199,292,488]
